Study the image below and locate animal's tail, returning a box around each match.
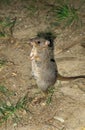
[57,73,85,81]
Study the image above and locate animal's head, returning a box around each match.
[29,31,56,49]
[29,37,51,48]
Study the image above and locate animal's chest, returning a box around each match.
[32,58,57,80]
[31,47,57,79]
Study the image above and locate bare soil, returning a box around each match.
[0,1,85,130]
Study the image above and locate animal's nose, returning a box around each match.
[28,39,33,46]
[28,38,38,47]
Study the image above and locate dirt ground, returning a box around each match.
[0,0,85,130]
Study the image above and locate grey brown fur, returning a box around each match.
[29,35,85,92]
[30,37,57,92]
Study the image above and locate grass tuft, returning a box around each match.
[0,85,30,125]
[0,17,17,38]
[47,1,85,28]
[46,87,55,105]
[54,4,81,28]
[0,59,7,68]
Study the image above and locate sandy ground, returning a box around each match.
[0,0,85,130]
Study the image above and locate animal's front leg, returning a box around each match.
[30,52,40,61]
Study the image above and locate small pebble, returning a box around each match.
[41,102,46,106]
[6,101,11,106]
[23,110,27,115]
[67,50,70,53]
[54,116,65,123]
[13,123,17,127]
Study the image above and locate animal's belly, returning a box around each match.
[31,60,41,79]
[37,67,57,91]
[31,61,57,91]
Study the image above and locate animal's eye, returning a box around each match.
[37,41,41,44]
[50,59,55,62]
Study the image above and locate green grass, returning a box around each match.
[46,87,55,104]
[47,1,85,28]
[0,59,7,68]
[54,4,81,28]
[0,17,17,37]
[0,94,29,124]
[0,85,30,125]
[0,0,11,5]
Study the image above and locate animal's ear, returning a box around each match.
[45,40,50,46]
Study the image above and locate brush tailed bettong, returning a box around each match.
[29,32,85,93]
